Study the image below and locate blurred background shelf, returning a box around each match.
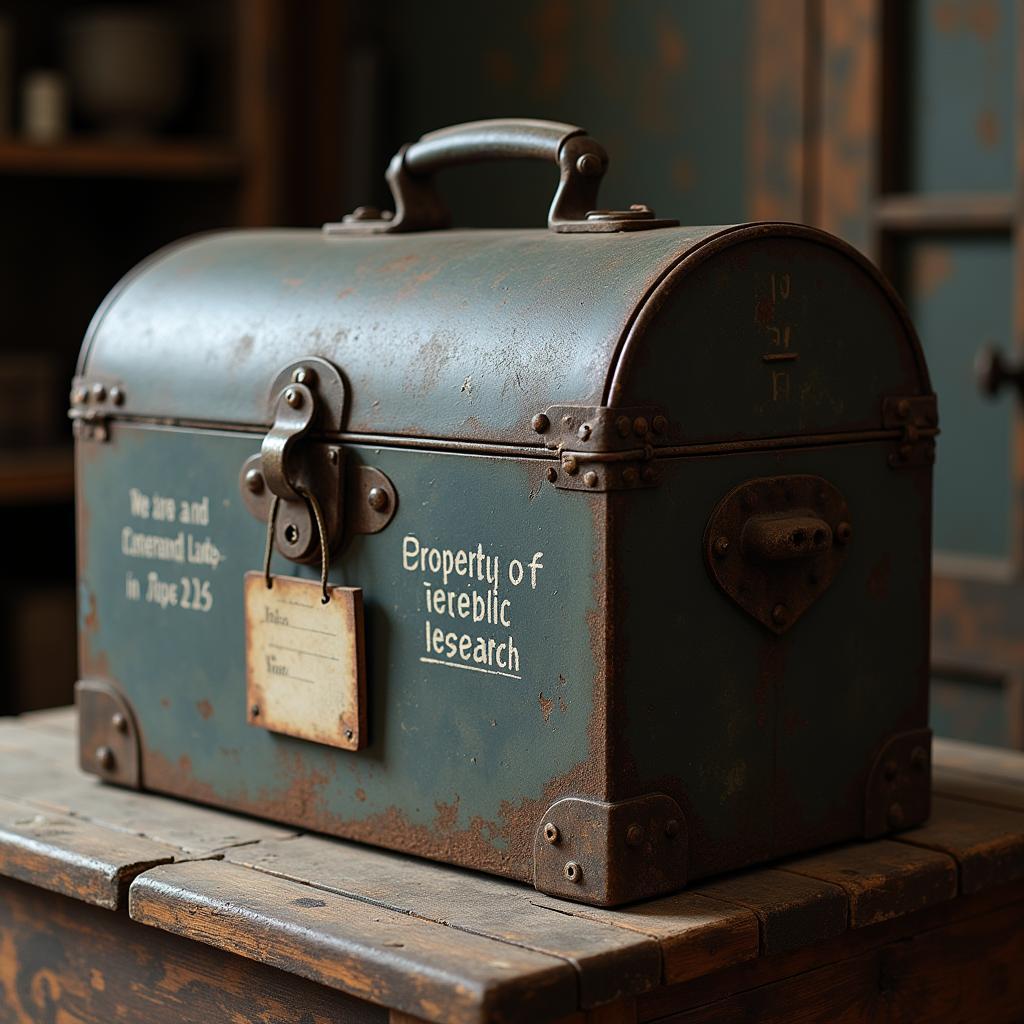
[0,140,242,178]
[0,446,73,504]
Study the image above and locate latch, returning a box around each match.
[240,357,396,564]
[883,395,938,469]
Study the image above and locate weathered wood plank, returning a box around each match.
[528,890,760,987]
[691,868,848,955]
[780,840,956,927]
[0,874,384,1024]
[129,859,579,1024]
[0,794,176,909]
[16,705,78,735]
[225,834,661,1007]
[895,795,1024,894]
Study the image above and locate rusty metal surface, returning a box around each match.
[704,475,851,635]
[76,679,141,789]
[864,728,932,838]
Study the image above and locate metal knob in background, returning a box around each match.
[976,345,1024,404]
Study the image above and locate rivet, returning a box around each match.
[887,802,905,829]
[563,455,579,476]
[576,152,603,177]
[284,523,300,544]
[563,861,582,883]
[911,746,928,771]
[71,385,88,405]
[367,486,389,512]
[328,448,339,465]
[616,415,631,437]
[771,604,788,626]
[251,704,261,717]
[583,470,598,488]
[836,521,852,544]
[109,385,125,406]
[561,415,575,429]
[622,466,639,485]
[285,387,302,409]
[884,759,899,782]
[245,468,265,494]
[532,413,550,434]
[641,466,657,484]
[665,819,680,838]
[652,414,668,435]
[95,746,115,771]
[344,728,354,741]
[91,382,107,402]
[545,466,558,483]
[713,536,730,558]
[111,712,127,734]
[625,824,644,847]
[577,423,592,442]
[633,416,649,437]
[897,398,911,418]
[292,366,316,386]
[543,822,559,844]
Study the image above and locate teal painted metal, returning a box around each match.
[75,220,937,905]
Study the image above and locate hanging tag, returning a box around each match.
[244,571,366,750]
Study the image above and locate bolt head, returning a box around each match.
[545,466,558,483]
[563,860,582,883]
[575,152,603,177]
[665,818,680,838]
[577,423,592,442]
[652,414,668,435]
[563,455,579,476]
[897,398,911,418]
[292,366,316,386]
[543,822,559,844]
[531,413,550,433]
[633,417,649,437]
[91,382,107,402]
[771,604,788,626]
[328,448,340,465]
[583,470,598,488]
[367,486,389,512]
[344,728,354,741]
[836,521,852,544]
[71,385,89,405]
[250,704,261,718]
[95,745,115,771]
[616,415,631,437]
[111,712,128,734]
[622,467,639,485]
[625,823,644,847]
[109,385,125,406]
[713,536,730,558]
[245,468,265,494]
[285,387,303,409]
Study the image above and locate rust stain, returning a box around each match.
[160,697,171,709]
[433,796,460,833]
[336,287,354,300]
[196,700,214,721]
[354,787,366,802]
[281,278,303,288]
[539,692,554,723]
[976,109,999,149]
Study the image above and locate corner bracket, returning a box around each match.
[76,679,142,789]
[864,727,931,837]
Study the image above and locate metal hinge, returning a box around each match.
[529,404,670,492]
[68,376,126,442]
[882,395,938,469]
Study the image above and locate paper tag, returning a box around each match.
[244,571,365,750]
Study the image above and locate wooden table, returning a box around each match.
[1,709,1023,1024]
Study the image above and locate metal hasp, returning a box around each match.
[534,794,687,905]
[324,118,679,235]
[864,728,932,837]
[705,475,851,634]
[883,395,938,469]
[76,680,141,788]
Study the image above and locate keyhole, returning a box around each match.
[284,523,299,545]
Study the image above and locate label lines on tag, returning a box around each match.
[419,656,522,681]
[267,642,339,662]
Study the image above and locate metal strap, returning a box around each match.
[263,494,281,589]
[262,489,331,604]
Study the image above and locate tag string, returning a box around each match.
[262,489,331,604]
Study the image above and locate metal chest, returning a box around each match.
[72,120,938,906]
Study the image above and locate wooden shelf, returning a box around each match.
[0,447,74,504]
[0,140,243,180]
[875,192,1015,232]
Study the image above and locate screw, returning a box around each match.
[563,455,579,476]
[109,385,125,406]
[292,366,316,386]
[92,382,107,402]
[583,470,598,488]
[245,468,265,494]
[543,822,559,844]
[771,604,788,626]
[344,728,354,741]
[251,704,260,717]
[95,746,115,771]
[665,819,680,838]
[884,759,899,782]
[71,385,89,405]
[622,467,639,485]
[633,416,649,437]
[545,466,558,483]
[111,712,127,734]
[713,536,730,558]
[284,523,300,544]
[652,414,668,435]
[576,152,603,177]
[577,423,592,442]
[887,802,905,829]
[532,413,550,434]
[367,486,389,512]
[563,861,582,883]
[911,746,928,771]
[836,522,852,544]
[625,824,644,847]
[285,387,303,409]
[328,448,339,465]
[616,415,631,437]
